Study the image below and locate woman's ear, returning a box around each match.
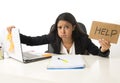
[72,25,76,31]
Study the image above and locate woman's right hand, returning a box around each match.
[7,25,16,33]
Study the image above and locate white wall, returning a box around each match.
[0,0,120,55]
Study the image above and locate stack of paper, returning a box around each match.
[47,55,85,70]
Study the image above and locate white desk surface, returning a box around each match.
[0,55,120,83]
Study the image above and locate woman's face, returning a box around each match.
[57,20,75,40]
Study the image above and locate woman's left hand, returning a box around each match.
[99,39,111,52]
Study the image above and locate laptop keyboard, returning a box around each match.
[23,52,43,59]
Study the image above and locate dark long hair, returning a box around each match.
[49,12,87,41]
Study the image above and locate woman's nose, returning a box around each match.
[61,27,65,33]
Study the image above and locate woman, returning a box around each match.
[7,12,111,57]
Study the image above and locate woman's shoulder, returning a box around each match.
[77,33,89,39]
[75,34,91,43]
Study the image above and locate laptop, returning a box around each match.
[5,28,52,63]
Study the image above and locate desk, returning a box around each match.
[0,55,120,83]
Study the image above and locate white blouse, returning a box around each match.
[60,42,75,55]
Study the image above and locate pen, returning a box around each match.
[58,57,68,63]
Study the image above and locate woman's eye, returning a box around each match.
[64,26,69,29]
[58,26,62,29]
[58,26,69,29]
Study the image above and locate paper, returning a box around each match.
[7,33,14,52]
[89,21,120,44]
[47,55,85,69]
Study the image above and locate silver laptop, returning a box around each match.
[5,28,51,63]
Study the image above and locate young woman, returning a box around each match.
[7,12,111,57]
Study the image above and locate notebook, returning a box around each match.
[47,55,85,70]
[5,28,52,63]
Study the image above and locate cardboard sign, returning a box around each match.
[89,21,120,44]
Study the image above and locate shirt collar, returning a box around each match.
[60,42,75,55]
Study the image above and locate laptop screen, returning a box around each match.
[5,28,24,62]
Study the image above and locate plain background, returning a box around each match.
[0,0,120,56]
